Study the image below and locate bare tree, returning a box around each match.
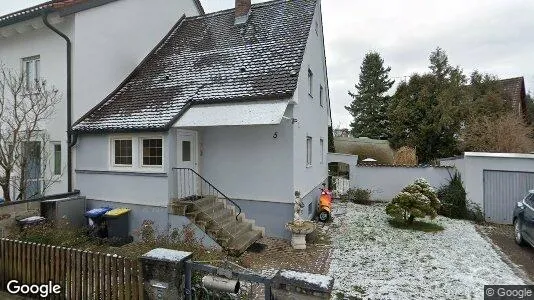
[0,64,60,202]
[461,112,534,153]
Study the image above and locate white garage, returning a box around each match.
[440,152,534,224]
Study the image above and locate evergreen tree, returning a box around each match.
[388,48,466,163]
[346,52,394,139]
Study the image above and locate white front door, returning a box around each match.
[176,130,199,198]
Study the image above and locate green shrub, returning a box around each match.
[438,172,468,219]
[342,188,372,205]
[386,178,441,223]
[438,173,484,223]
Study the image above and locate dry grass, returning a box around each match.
[393,146,417,166]
[334,138,394,164]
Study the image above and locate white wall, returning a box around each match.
[75,133,171,206]
[199,117,294,203]
[351,166,454,201]
[0,16,74,195]
[441,153,534,207]
[292,1,329,197]
[72,0,202,120]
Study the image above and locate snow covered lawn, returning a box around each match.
[328,203,525,299]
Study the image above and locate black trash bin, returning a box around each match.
[84,207,112,238]
[104,208,132,246]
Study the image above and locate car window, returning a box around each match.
[525,193,534,207]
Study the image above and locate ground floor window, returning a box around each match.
[142,138,163,166]
[306,136,312,166]
[114,139,132,165]
[53,143,61,175]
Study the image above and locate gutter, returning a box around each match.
[42,13,75,192]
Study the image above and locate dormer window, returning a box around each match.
[22,55,40,91]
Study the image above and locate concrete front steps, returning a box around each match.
[169,195,264,256]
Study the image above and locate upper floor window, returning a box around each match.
[319,85,324,107]
[142,138,163,166]
[306,136,312,167]
[308,69,313,97]
[113,139,133,166]
[22,55,40,91]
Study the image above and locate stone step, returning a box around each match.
[227,230,263,256]
[196,202,224,218]
[194,196,217,208]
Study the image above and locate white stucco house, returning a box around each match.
[71,0,332,246]
[0,0,204,197]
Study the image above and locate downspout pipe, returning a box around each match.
[42,13,74,192]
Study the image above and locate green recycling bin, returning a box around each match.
[104,208,132,245]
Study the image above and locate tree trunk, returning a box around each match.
[1,172,11,202]
[408,215,415,224]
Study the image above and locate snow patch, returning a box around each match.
[142,248,192,262]
[278,269,333,290]
[328,203,525,299]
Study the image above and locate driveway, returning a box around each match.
[480,223,534,282]
[328,203,525,299]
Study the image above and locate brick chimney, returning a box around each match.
[235,0,251,26]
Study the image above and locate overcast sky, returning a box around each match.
[3,0,534,128]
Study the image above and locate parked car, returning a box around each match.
[513,190,534,246]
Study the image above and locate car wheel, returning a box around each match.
[318,210,330,222]
[514,219,526,246]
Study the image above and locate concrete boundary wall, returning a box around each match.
[350,165,454,201]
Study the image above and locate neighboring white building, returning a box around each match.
[72,0,332,243]
[0,0,204,197]
[440,152,534,224]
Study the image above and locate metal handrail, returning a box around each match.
[172,168,242,221]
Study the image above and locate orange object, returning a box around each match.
[318,187,332,222]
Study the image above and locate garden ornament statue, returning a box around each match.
[293,191,304,223]
[286,190,316,250]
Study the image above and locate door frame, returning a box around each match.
[176,129,199,172]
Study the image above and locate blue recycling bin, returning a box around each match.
[85,207,112,238]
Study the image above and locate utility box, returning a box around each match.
[140,248,193,300]
[41,196,86,227]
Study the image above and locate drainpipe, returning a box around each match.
[42,13,74,192]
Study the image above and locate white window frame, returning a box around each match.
[110,137,134,168]
[308,68,313,97]
[320,138,324,164]
[139,136,164,169]
[22,55,40,92]
[319,85,324,107]
[52,142,62,176]
[306,136,312,167]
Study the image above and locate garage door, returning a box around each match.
[483,170,534,224]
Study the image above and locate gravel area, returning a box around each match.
[328,203,524,299]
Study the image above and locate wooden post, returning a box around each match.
[87,251,93,300]
[117,256,124,300]
[124,258,131,300]
[105,254,111,300]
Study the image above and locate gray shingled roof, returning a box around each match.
[0,0,204,28]
[73,0,317,133]
[499,76,526,114]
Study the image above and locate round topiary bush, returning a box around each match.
[386,178,441,223]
